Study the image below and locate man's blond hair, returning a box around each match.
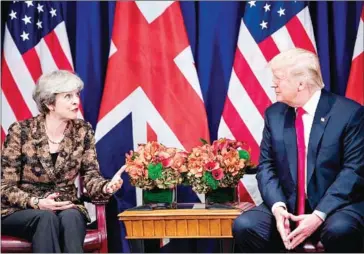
[269,48,324,89]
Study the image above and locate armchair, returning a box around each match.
[1,177,108,253]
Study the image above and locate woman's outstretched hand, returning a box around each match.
[104,165,126,194]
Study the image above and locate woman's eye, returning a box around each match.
[65,94,71,99]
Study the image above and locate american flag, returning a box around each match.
[219,1,317,206]
[1,1,75,142]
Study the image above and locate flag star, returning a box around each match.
[24,1,33,7]
[277,7,286,17]
[22,15,32,25]
[37,3,44,13]
[50,8,57,17]
[36,20,42,29]
[263,3,271,12]
[9,10,17,20]
[20,31,30,41]
[248,1,256,7]
[260,20,268,29]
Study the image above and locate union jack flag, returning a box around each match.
[219,1,317,206]
[94,2,210,249]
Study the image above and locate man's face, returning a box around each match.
[271,69,299,106]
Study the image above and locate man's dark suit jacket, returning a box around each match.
[256,89,364,217]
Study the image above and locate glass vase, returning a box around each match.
[205,187,237,205]
[142,188,176,208]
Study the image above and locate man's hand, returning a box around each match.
[273,206,291,249]
[286,213,323,250]
[38,193,75,211]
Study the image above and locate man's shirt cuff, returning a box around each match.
[313,210,327,221]
[271,201,287,214]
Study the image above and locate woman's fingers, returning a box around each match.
[106,179,124,193]
[46,192,59,200]
[53,200,73,208]
[54,203,76,210]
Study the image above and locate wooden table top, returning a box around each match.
[118,203,255,239]
[118,208,242,221]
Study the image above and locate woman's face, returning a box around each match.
[51,89,80,120]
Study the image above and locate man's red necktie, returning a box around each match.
[295,107,306,216]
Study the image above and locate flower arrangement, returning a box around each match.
[186,138,252,194]
[124,141,188,190]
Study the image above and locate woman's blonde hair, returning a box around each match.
[269,48,324,89]
[33,70,84,114]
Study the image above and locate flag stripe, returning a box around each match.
[238,180,255,204]
[286,16,316,54]
[2,60,33,120]
[241,175,263,205]
[296,7,317,52]
[346,52,364,105]
[44,30,73,71]
[228,70,265,145]
[352,16,363,59]
[3,27,38,115]
[147,123,158,142]
[1,90,18,134]
[345,6,364,105]
[237,22,276,103]
[271,26,296,53]
[174,46,203,101]
[1,127,5,143]
[222,98,260,163]
[258,36,280,62]
[233,50,272,117]
[53,22,74,70]
[22,48,42,83]
[217,118,235,140]
[35,39,59,73]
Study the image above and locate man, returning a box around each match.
[233,48,364,252]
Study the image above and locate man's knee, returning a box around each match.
[233,213,257,238]
[321,219,361,244]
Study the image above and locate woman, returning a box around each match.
[1,70,124,253]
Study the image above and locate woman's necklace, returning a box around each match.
[45,122,65,145]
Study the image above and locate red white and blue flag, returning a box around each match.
[346,6,364,105]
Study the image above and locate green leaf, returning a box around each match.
[200,138,209,145]
[148,163,163,180]
[203,172,219,190]
[239,150,250,160]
